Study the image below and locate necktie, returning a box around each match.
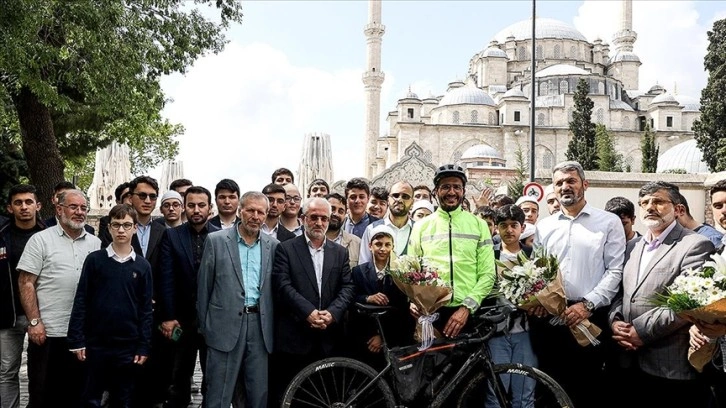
[646,238,660,252]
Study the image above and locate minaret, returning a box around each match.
[298,132,334,195]
[362,0,385,179]
[608,0,641,90]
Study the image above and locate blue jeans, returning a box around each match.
[0,315,27,408]
[485,330,537,408]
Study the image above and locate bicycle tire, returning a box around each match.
[281,357,396,408]
[456,363,574,408]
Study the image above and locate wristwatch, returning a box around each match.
[29,318,42,327]
[582,300,595,312]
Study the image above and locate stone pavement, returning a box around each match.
[17,338,205,407]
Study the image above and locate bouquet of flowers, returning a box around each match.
[496,247,601,346]
[654,253,726,371]
[390,255,452,350]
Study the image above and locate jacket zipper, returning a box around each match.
[448,213,454,294]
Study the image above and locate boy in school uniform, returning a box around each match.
[68,204,153,407]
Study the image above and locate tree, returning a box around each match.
[693,18,726,172]
[507,142,527,202]
[566,78,598,170]
[595,124,623,172]
[0,1,242,216]
[641,123,659,173]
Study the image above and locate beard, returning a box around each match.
[60,214,85,231]
[328,216,342,231]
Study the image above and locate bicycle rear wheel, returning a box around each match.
[457,363,574,408]
[281,357,396,408]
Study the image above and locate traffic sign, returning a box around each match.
[523,182,545,202]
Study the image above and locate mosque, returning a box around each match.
[361,0,708,187]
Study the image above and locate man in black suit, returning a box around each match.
[208,178,240,230]
[271,197,355,404]
[158,186,220,407]
[44,181,96,235]
[261,183,296,242]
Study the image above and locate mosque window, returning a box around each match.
[666,116,673,128]
[407,108,414,119]
[489,112,496,125]
[537,113,545,126]
[570,46,576,59]
[559,80,568,94]
[597,82,605,94]
[514,111,521,122]
[543,151,554,169]
[536,45,543,59]
[470,110,478,123]
[554,45,561,59]
[622,116,630,130]
[452,111,460,124]
[541,82,549,96]
[519,47,526,60]
[596,108,604,124]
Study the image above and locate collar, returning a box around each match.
[305,233,326,249]
[557,202,592,220]
[106,244,136,261]
[644,219,678,245]
[54,223,87,238]
[236,225,260,245]
[347,213,370,226]
[435,205,463,216]
[384,215,414,230]
[187,222,210,235]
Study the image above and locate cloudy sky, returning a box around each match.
[156,0,726,193]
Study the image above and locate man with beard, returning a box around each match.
[270,197,355,405]
[325,193,361,269]
[17,190,101,407]
[609,181,713,407]
[408,165,495,338]
[209,179,241,230]
[359,181,415,265]
[531,161,625,408]
[261,184,295,242]
[157,186,220,408]
[198,192,278,408]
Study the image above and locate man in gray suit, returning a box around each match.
[197,191,278,408]
[609,181,714,407]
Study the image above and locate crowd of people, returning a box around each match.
[0,160,725,408]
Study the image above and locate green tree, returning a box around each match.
[566,78,598,169]
[507,142,527,201]
[693,19,726,172]
[641,123,659,173]
[0,1,242,216]
[595,124,623,172]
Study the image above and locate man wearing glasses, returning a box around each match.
[609,181,713,407]
[280,184,303,236]
[158,190,184,228]
[261,184,295,242]
[44,181,96,236]
[17,189,101,407]
[359,181,415,265]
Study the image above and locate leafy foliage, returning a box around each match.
[566,78,598,170]
[640,123,659,173]
[693,19,726,172]
[507,142,527,201]
[595,124,623,172]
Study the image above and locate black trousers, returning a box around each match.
[528,307,610,408]
[27,337,86,408]
[133,329,175,407]
[166,321,207,408]
[82,345,139,408]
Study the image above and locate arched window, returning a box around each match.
[542,151,554,169]
[519,47,526,60]
[610,84,616,98]
[596,108,604,124]
[537,113,546,126]
[470,110,478,123]
[554,44,561,59]
[597,82,605,94]
[541,81,549,96]
[559,80,568,94]
[488,112,496,125]
[536,45,543,59]
[622,116,630,130]
[437,113,443,123]
[570,46,576,59]
[452,111,460,124]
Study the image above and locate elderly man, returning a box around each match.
[17,190,101,407]
[198,192,278,408]
[609,181,713,407]
[271,197,355,405]
[531,161,625,408]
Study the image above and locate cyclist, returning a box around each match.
[408,164,496,338]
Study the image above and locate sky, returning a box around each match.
[156,0,726,193]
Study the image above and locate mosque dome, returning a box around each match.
[502,88,527,99]
[651,92,679,105]
[482,46,508,58]
[535,64,590,78]
[609,51,641,64]
[461,144,503,160]
[439,83,496,107]
[676,95,701,112]
[648,84,666,95]
[494,18,588,43]
[656,139,709,174]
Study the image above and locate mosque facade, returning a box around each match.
[363,0,704,184]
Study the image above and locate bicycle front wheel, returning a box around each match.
[281,357,396,408]
[457,363,574,408]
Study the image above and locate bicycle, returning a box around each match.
[281,299,574,407]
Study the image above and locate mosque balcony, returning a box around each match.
[364,23,385,36]
[362,71,385,87]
